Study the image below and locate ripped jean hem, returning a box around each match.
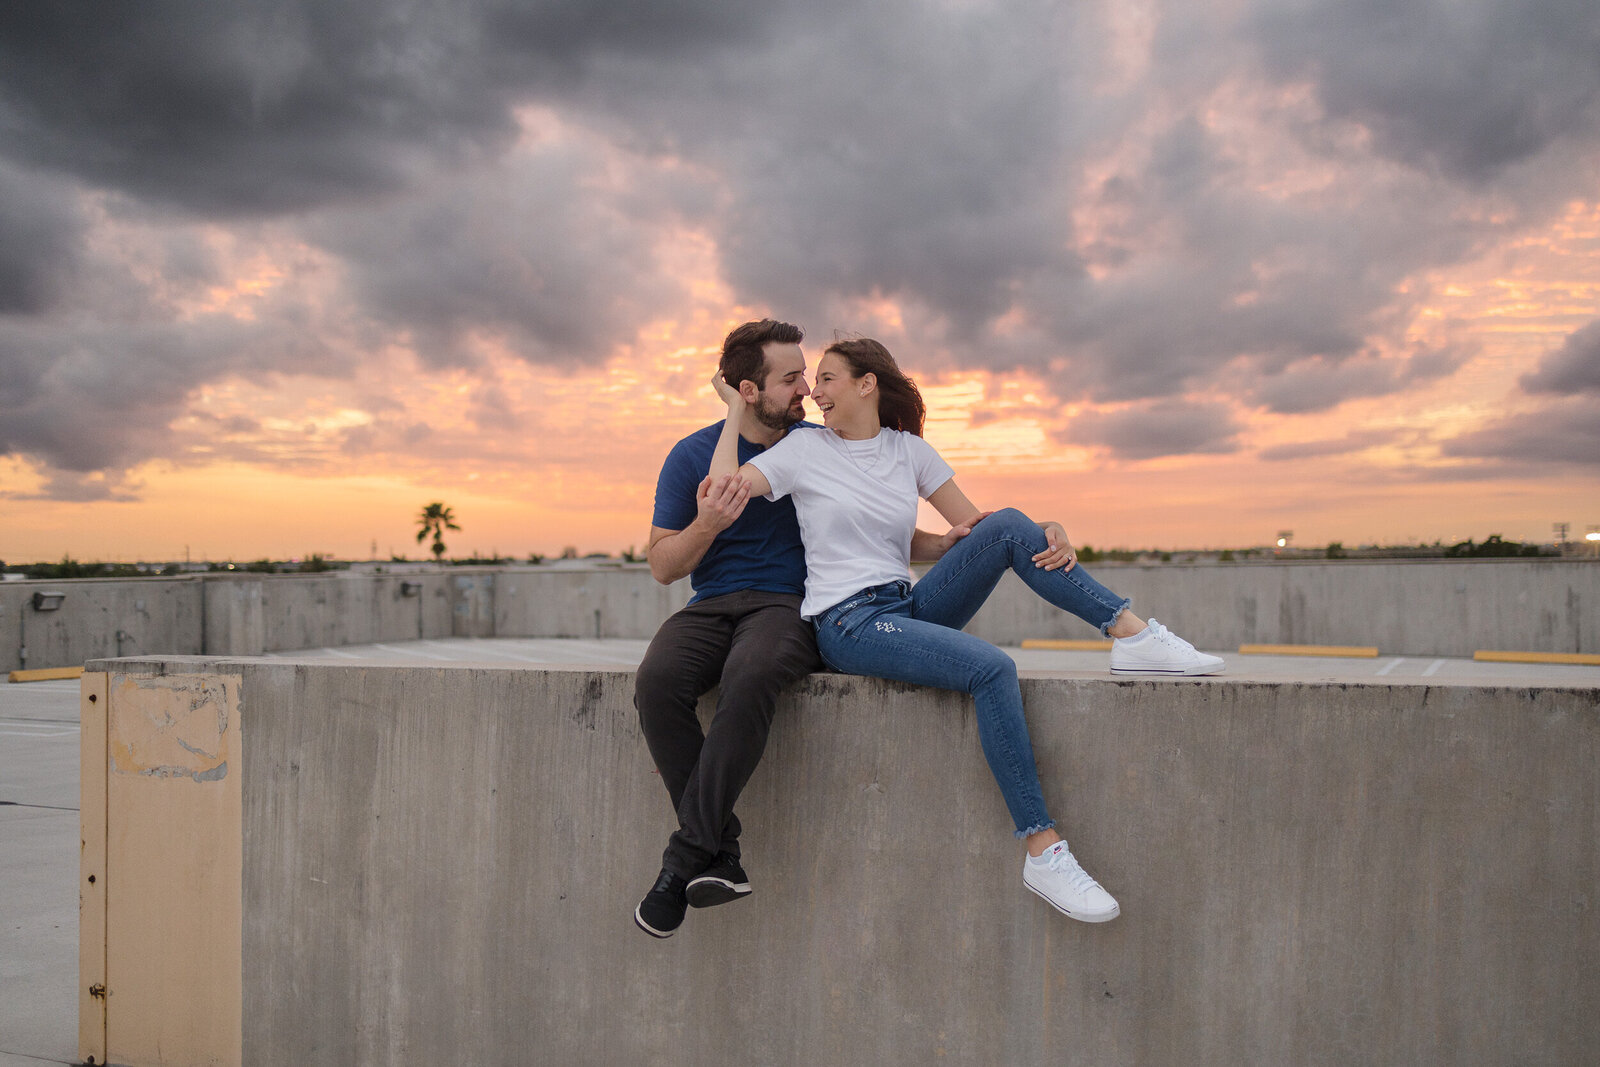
[1015,818,1058,840]
[1099,599,1134,637]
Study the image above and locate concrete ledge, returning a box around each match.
[9,558,1599,672]
[81,657,1598,1065]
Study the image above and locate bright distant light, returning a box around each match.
[1586,532,1600,542]
[1276,537,1287,548]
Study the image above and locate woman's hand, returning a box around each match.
[938,510,993,554]
[1033,521,1077,571]
[711,372,745,409]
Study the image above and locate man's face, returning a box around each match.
[751,342,810,430]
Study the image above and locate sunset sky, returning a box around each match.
[2,1,1597,564]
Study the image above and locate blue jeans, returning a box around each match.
[813,508,1131,837]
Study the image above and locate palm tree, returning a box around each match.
[415,502,461,561]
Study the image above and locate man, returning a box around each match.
[633,319,966,938]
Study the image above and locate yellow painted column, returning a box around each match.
[101,671,244,1067]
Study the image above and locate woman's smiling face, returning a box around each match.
[810,350,870,428]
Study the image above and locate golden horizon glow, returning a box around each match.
[4,199,1597,565]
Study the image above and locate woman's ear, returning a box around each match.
[859,372,876,397]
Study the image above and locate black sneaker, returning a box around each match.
[633,869,689,938]
[686,851,753,909]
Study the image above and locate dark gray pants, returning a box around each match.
[635,589,821,879]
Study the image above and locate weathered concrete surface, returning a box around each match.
[10,559,1598,671]
[200,573,455,655]
[492,565,689,638]
[0,572,459,671]
[0,578,203,673]
[964,558,1599,659]
[86,657,1598,1066]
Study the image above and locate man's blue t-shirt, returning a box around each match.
[651,421,811,604]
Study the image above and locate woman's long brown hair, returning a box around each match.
[825,338,926,437]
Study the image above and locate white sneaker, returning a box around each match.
[1110,619,1225,676]
[1022,841,1120,923]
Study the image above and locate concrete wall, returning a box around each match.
[0,572,459,671]
[199,573,455,655]
[964,558,1599,658]
[492,566,690,638]
[10,558,1597,671]
[1,578,204,672]
[84,657,1598,1066]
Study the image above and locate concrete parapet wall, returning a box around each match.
[492,565,690,638]
[199,573,456,655]
[964,558,1599,659]
[82,657,1598,1066]
[1,572,460,671]
[1,578,204,672]
[8,558,1597,670]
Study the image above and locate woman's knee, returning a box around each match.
[957,642,1018,691]
[984,507,1043,542]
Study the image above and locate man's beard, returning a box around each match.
[752,392,802,431]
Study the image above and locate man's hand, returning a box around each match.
[695,474,750,534]
[1033,521,1077,571]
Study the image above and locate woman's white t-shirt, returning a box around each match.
[746,426,954,619]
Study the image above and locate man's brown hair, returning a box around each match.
[719,319,804,392]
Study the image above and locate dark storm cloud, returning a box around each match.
[1440,398,1600,465]
[1061,400,1243,460]
[1,0,1597,488]
[0,162,85,313]
[0,313,340,473]
[1249,0,1600,181]
[0,1,795,217]
[0,1,516,215]
[307,137,700,368]
[686,2,1088,344]
[1521,319,1600,395]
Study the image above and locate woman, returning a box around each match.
[710,338,1223,923]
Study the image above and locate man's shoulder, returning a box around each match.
[667,421,725,453]
[658,422,724,473]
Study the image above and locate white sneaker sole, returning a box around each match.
[1110,661,1225,676]
[1023,879,1121,923]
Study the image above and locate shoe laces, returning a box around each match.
[1044,845,1099,892]
[1145,620,1194,653]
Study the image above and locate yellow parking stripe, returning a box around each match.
[1473,650,1600,666]
[1019,639,1114,651]
[1238,644,1379,658]
[6,666,85,683]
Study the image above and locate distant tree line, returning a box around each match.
[0,534,1560,580]
[1442,534,1548,558]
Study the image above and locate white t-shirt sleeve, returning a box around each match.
[745,428,811,500]
[907,435,956,497]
